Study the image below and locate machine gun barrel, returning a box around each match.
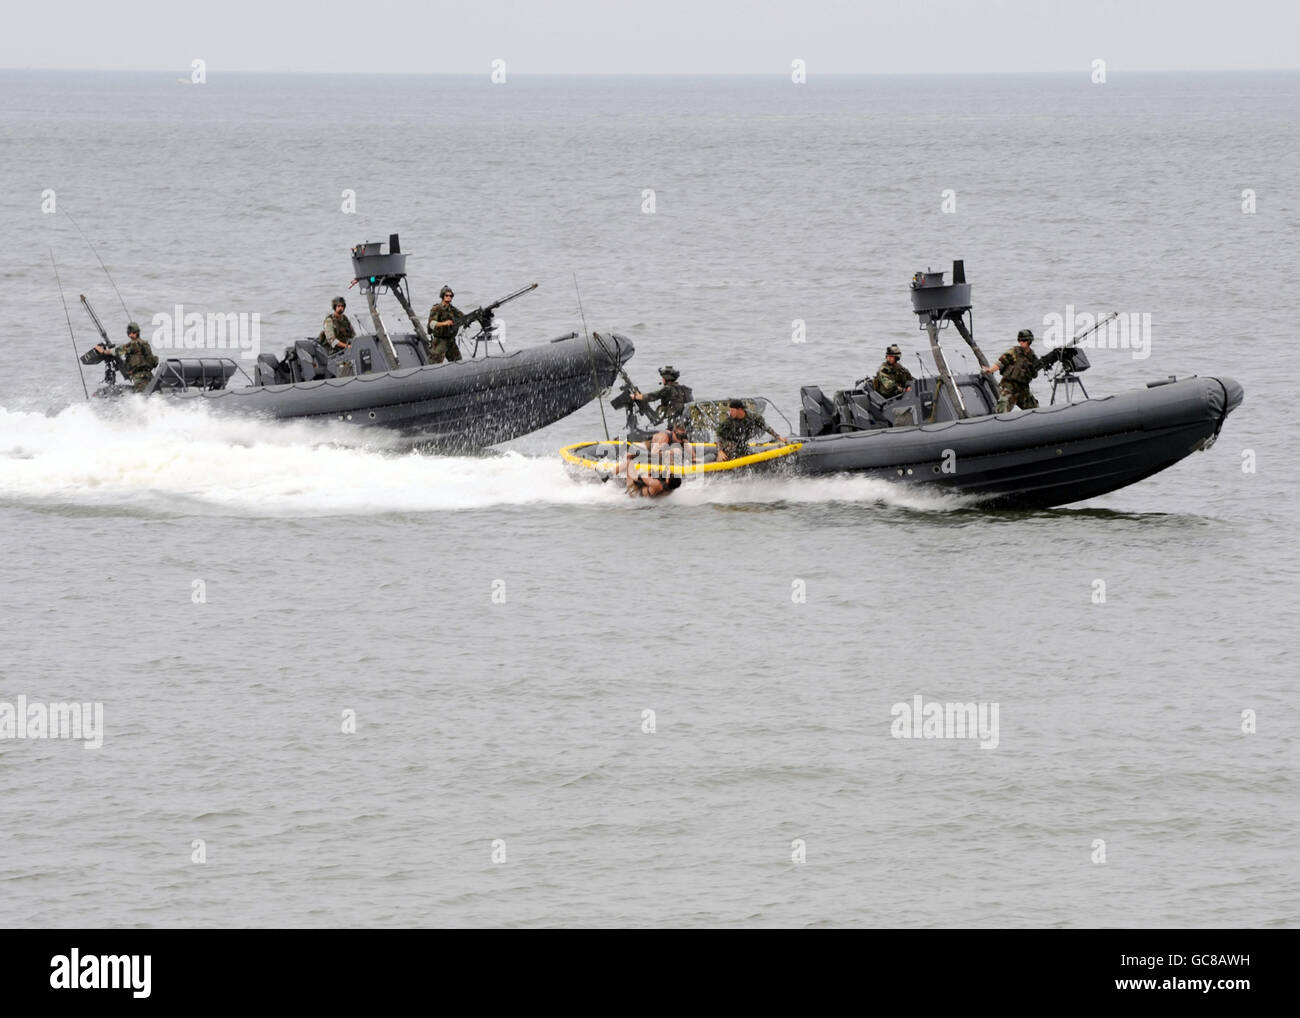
[1065,311,1118,349]
[490,282,539,310]
[1039,311,1117,372]
[76,294,121,381]
[1050,311,1118,354]
[79,295,110,344]
[460,282,539,331]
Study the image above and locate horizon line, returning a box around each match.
[3,66,1300,76]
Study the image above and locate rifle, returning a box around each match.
[631,382,695,427]
[446,283,539,343]
[77,295,123,386]
[595,331,654,428]
[594,332,638,393]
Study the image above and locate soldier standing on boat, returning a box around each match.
[427,286,464,364]
[872,344,915,398]
[633,366,692,423]
[319,296,354,352]
[985,329,1041,412]
[94,321,158,393]
[715,399,787,462]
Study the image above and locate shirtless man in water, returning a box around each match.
[615,421,692,497]
[628,473,682,498]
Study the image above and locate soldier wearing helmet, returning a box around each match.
[319,295,354,353]
[94,321,158,393]
[427,285,464,364]
[872,343,915,398]
[632,365,693,423]
[983,328,1041,412]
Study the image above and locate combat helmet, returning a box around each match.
[885,344,902,358]
[332,296,347,309]
[126,321,140,335]
[440,286,454,298]
[1017,329,1034,343]
[659,365,680,380]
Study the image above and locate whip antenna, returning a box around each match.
[63,211,133,321]
[50,249,90,401]
[575,273,610,441]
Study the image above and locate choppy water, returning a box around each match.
[0,71,1296,927]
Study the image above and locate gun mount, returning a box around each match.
[456,282,539,358]
[1040,312,1110,405]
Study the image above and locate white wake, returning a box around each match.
[0,400,968,516]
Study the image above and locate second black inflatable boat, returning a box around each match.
[82,234,634,450]
[793,262,1243,507]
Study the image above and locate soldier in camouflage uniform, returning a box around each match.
[633,366,692,423]
[427,285,464,364]
[94,321,158,393]
[984,328,1041,412]
[319,296,355,352]
[715,398,787,462]
[872,343,915,398]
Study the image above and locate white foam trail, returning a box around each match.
[0,400,614,516]
[0,400,969,516]
[665,471,975,512]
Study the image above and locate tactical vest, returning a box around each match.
[122,339,156,374]
[429,304,462,339]
[1002,349,1038,385]
[322,314,354,345]
[662,383,693,412]
[876,363,911,392]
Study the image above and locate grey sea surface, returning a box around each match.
[0,71,1296,927]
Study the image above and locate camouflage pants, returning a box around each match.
[996,383,1038,413]
[429,335,463,364]
[129,373,151,393]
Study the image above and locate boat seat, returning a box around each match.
[833,388,892,431]
[255,353,283,386]
[960,377,998,416]
[293,340,334,381]
[856,387,893,424]
[799,386,837,436]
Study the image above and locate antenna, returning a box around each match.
[575,274,609,440]
[50,249,89,400]
[63,211,132,322]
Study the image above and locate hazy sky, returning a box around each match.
[3,0,1294,73]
